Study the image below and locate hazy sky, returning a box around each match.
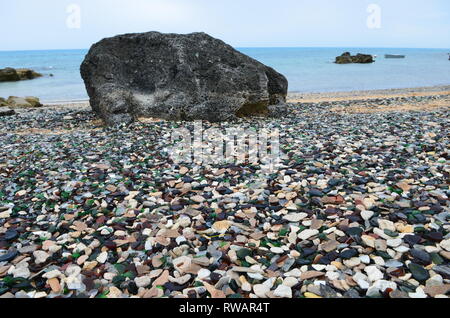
[1,0,449,50]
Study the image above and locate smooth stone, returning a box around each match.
[96,251,108,264]
[253,284,270,298]
[410,249,431,265]
[408,263,430,282]
[361,210,374,221]
[283,277,298,287]
[270,247,285,254]
[432,265,450,279]
[135,276,151,288]
[273,285,292,298]
[283,213,308,222]
[3,229,19,241]
[197,268,211,280]
[298,229,319,240]
[439,239,450,252]
[33,251,49,264]
[425,275,443,288]
[359,255,371,264]
[365,266,384,282]
[386,238,402,248]
[385,260,403,268]
[409,287,427,299]
[0,250,18,262]
[366,280,397,297]
[340,249,358,260]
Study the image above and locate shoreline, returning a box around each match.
[287,84,450,103]
[39,85,450,107]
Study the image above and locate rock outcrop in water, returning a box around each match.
[335,52,374,64]
[80,32,288,125]
[0,68,43,82]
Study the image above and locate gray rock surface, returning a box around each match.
[81,32,288,125]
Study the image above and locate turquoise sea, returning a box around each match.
[0,48,449,102]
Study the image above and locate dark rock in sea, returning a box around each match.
[81,31,288,125]
[0,68,42,82]
[335,52,374,64]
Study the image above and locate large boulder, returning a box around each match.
[81,32,288,125]
[335,52,374,64]
[0,68,42,82]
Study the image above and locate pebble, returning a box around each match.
[408,263,430,282]
[365,266,384,282]
[361,210,374,221]
[33,251,49,264]
[135,276,151,288]
[273,285,292,298]
[96,252,108,264]
[253,284,270,298]
[298,229,319,240]
[197,268,211,280]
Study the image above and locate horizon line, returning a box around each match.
[1,46,450,52]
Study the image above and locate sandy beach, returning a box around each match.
[0,85,449,299]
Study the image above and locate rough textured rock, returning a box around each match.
[6,96,43,108]
[335,52,374,64]
[268,104,289,118]
[0,68,42,82]
[81,32,288,125]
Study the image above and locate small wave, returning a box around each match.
[33,66,55,71]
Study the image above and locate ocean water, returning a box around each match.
[0,48,449,102]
